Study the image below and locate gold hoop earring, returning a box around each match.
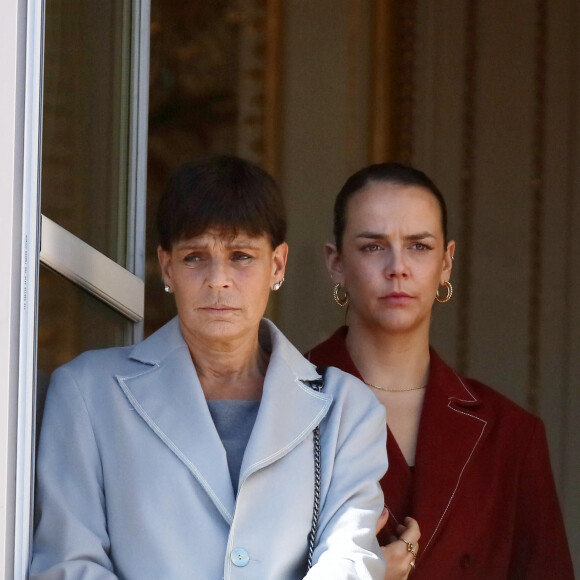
[436,281,453,303]
[333,283,349,307]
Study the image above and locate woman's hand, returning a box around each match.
[378,515,421,580]
[376,507,390,535]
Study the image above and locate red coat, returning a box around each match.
[306,327,574,579]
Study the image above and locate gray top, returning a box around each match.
[207,399,260,493]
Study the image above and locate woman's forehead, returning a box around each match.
[174,228,268,249]
[347,183,442,224]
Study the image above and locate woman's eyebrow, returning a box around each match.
[404,232,436,241]
[355,231,436,240]
[174,238,263,250]
[355,231,386,240]
[227,240,263,250]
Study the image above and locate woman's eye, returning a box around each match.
[183,254,202,265]
[411,242,431,251]
[232,252,252,261]
[361,244,382,252]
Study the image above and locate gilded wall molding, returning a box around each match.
[370,0,394,161]
[456,0,479,374]
[393,0,416,164]
[527,0,547,413]
[237,0,282,177]
[262,0,283,178]
[347,0,364,171]
[370,0,416,163]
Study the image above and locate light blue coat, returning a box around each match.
[30,318,387,579]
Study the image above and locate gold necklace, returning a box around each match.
[364,381,426,393]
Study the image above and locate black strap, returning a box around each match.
[305,366,326,571]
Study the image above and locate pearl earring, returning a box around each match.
[272,278,284,291]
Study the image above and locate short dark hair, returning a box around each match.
[333,162,448,251]
[157,156,287,250]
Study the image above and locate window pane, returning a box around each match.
[41,0,132,266]
[36,266,130,429]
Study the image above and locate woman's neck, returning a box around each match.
[182,327,268,401]
[345,321,431,390]
[345,321,430,466]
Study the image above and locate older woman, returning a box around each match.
[30,156,387,579]
[307,162,574,579]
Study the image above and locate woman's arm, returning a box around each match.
[30,366,118,579]
[304,369,388,579]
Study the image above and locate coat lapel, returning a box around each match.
[378,432,412,538]
[239,320,332,487]
[306,332,492,553]
[115,318,330,524]
[116,318,236,523]
[412,350,490,557]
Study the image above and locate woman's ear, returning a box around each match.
[272,242,289,280]
[441,240,456,281]
[324,243,344,284]
[157,246,173,286]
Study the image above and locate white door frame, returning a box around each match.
[0,0,150,577]
[0,0,30,575]
[14,0,44,576]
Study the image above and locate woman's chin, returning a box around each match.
[367,313,426,336]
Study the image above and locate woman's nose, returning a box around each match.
[385,250,409,278]
[207,259,231,288]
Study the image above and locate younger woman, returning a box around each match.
[307,162,573,579]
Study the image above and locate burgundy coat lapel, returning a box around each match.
[378,432,412,542]
[412,350,490,557]
[306,331,492,555]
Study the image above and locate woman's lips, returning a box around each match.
[380,292,414,304]
[200,305,238,313]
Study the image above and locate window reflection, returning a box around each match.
[41,0,132,265]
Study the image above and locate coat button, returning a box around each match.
[231,548,250,567]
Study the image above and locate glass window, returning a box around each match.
[41,0,133,266]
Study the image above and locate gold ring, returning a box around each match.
[400,538,414,552]
[400,537,417,557]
